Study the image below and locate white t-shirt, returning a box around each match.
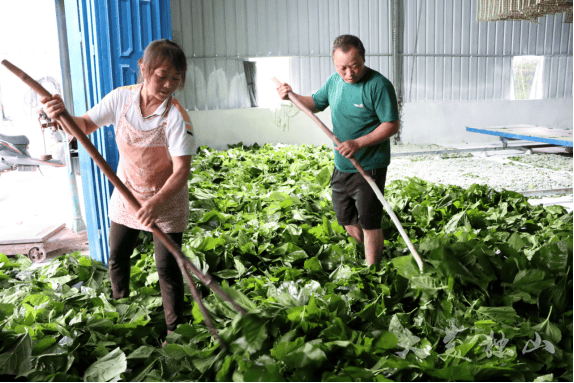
[87,85,194,157]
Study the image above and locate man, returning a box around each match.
[276,34,399,266]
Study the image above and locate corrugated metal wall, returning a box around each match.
[170,0,572,109]
[171,0,395,109]
[403,0,573,102]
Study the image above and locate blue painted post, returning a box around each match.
[61,0,173,264]
[56,0,87,233]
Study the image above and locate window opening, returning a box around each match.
[246,57,290,108]
[512,56,544,100]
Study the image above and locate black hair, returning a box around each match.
[331,35,365,60]
[137,39,187,89]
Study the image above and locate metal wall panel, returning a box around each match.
[176,58,251,110]
[171,0,572,109]
[403,0,572,102]
[171,0,395,109]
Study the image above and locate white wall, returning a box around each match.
[400,98,574,144]
[190,105,333,151]
[176,0,572,148]
[189,98,573,150]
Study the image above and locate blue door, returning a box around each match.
[62,0,172,264]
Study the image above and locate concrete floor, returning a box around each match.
[481,148,573,212]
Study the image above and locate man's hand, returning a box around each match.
[276,82,293,100]
[276,83,319,112]
[335,139,361,159]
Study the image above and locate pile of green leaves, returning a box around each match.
[0,144,572,382]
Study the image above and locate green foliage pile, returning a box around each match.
[0,144,572,381]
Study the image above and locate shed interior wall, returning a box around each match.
[171,0,572,147]
[189,97,573,150]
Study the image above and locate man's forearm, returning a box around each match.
[290,94,319,113]
[355,120,400,149]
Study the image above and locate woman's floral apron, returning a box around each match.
[109,84,189,233]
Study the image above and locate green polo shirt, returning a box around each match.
[312,68,399,172]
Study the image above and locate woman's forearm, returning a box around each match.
[151,171,188,206]
[148,156,192,208]
[60,115,99,136]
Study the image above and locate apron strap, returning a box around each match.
[161,96,173,126]
[120,83,142,120]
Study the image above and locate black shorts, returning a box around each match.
[330,167,387,230]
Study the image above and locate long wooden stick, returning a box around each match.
[2,59,248,348]
[272,77,423,271]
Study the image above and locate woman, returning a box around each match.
[41,39,194,335]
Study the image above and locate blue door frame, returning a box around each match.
[62,0,172,264]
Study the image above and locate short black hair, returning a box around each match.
[331,35,365,60]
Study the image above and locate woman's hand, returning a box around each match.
[39,94,99,136]
[40,94,66,120]
[122,199,159,229]
[136,200,161,229]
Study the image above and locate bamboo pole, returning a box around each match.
[272,77,423,272]
[2,59,248,348]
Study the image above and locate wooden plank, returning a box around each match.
[451,140,552,150]
[466,125,573,147]
[0,223,65,245]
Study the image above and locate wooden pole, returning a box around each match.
[272,77,423,271]
[2,59,248,348]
